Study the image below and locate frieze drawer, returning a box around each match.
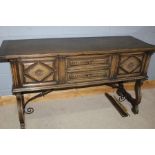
[67,69,110,83]
[67,55,111,71]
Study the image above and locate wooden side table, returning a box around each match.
[0,36,155,128]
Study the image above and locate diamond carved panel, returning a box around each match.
[119,55,143,75]
[24,62,55,82]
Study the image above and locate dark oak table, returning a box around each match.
[0,36,155,128]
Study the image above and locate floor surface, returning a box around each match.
[0,88,155,129]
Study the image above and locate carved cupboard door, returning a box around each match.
[18,57,58,87]
[117,53,144,77]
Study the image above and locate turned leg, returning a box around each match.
[16,93,25,129]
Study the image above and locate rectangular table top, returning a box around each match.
[0,36,155,60]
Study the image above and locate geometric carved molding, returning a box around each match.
[24,61,55,83]
[119,55,143,75]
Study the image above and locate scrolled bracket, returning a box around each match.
[105,83,126,102]
[24,107,34,114]
[116,80,143,114]
[23,90,52,114]
[106,80,143,114]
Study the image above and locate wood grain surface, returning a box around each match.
[1,36,155,59]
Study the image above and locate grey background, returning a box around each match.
[0,26,155,96]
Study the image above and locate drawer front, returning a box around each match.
[67,69,109,83]
[19,57,58,86]
[67,55,111,83]
[66,54,111,83]
[117,53,144,77]
[67,55,111,71]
